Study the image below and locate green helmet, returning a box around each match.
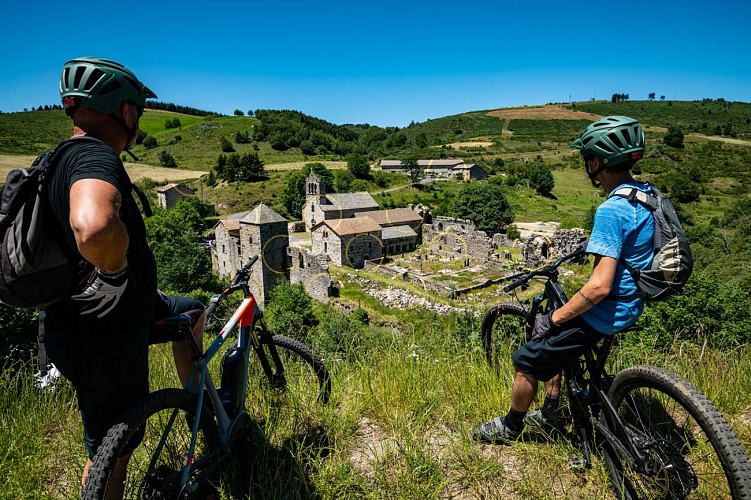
[59,57,157,115]
[571,115,644,168]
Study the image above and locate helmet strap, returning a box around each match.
[583,156,605,187]
[109,112,138,148]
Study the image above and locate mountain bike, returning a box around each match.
[82,256,332,499]
[480,247,751,498]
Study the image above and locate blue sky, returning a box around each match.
[2,0,750,127]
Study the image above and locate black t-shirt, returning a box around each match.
[45,139,157,337]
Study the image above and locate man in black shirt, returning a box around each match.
[45,57,205,497]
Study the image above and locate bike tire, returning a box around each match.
[604,365,751,499]
[82,388,220,500]
[480,302,530,370]
[248,331,332,411]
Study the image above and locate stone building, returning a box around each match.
[303,170,379,230]
[213,219,241,278]
[522,228,586,268]
[212,204,289,305]
[451,163,488,181]
[355,207,423,254]
[311,217,384,269]
[288,247,331,302]
[380,159,464,177]
[156,183,195,209]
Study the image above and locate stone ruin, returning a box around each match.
[422,216,494,263]
[522,228,586,268]
[288,246,332,302]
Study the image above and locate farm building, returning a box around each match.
[156,183,195,209]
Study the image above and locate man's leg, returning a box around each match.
[510,366,539,413]
[471,367,540,443]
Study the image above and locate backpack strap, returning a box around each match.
[608,186,658,301]
[52,136,153,218]
[130,184,153,217]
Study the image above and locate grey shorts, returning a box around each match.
[512,317,607,382]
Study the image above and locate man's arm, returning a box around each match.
[69,178,129,272]
[550,254,617,325]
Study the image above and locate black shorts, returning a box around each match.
[44,290,205,459]
[512,317,607,383]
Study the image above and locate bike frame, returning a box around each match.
[154,257,280,492]
[526,263,653,472]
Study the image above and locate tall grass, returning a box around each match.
[1,306,750,498]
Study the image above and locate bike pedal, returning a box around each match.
[567,453,587,469]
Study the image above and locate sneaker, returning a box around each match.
[471,416,521,444]
[524,408,566,434]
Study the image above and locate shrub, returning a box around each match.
[663,127,685,148]
[143,136,158,149]
[158,150,177,168]
[264,279,314,339]
[220,137,235,153]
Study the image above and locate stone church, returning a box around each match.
[302,170,379,230]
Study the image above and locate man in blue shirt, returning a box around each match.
[472,116,655,443]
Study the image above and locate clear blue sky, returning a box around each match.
[3,0,750,127]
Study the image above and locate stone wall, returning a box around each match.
[240,220,289,305]
[213,226,241,279]
[522,228,586,268]
[288,247,331,302]
[422,216,494,262]
[340,233,383,269]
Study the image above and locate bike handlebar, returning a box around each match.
[232,255,259,286]
[502,244,587,293]
[205,256,260,319]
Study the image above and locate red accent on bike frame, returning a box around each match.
[238,296,256,327]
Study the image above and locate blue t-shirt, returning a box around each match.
[581,182,655,334]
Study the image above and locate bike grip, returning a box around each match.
[244,255,259,269]
[205,301,219,319]
[503,277,527,292]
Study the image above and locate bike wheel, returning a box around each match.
[604,365,751,499]
[246,331,331,418]
[480,302,530,370]
[82,388,220,500]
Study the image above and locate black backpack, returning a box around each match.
[611,184,693,301]
[0,137,152,308]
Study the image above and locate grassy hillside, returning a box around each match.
[570,99,751,139]
[2,101,751,498]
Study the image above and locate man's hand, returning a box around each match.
[72,266,130,318]
[533,311,560,341]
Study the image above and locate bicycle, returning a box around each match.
[480,247,751,498]
[82,256,332,498]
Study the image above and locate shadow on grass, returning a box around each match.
[222,417,332,499]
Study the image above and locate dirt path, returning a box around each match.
[687,134,751,147]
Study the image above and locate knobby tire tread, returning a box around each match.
[257,332,332,405]
[480,301,530,368]
[82,388,220,500]
[608,365,751,499]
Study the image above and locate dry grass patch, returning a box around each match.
[0,154,207,184]
[266,161,348,171]
[445,141,495,149]
[488,106,602,121]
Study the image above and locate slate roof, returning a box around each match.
[157,183,195,195]
[240,203,288,225]
[316,217,382,236]
[319,193,379,212]
[380,159,465,169]
[381,225,418,240]
[355,208,423,226]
